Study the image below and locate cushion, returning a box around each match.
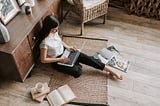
[83,0,106,9]
[67,0,107,9]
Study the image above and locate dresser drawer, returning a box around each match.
[28,22,42,49]
[13,37,34,81]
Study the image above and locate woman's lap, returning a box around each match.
[51,52,105,78]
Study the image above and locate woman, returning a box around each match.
[39,15,123,80]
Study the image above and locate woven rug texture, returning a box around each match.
[49,37,108,105]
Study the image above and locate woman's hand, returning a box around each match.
[59,57,70,63]
[67,46,77,52]
[62,41,77,52]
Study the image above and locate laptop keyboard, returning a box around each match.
[58,49,80,66]
[67,50,79,65]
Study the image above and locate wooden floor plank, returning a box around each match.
[108,86,160,106]
[0,6,160,106]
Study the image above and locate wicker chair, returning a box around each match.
[62,0,109,35]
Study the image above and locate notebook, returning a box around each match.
[58,49,80,67]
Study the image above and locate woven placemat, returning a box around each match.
[49,36,108,105]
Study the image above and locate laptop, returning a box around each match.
[58,49,80,67]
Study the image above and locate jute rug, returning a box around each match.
[49,36,109,105]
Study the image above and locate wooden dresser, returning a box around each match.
[0,0,60,82]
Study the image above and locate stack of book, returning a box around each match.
[30,82,50,102]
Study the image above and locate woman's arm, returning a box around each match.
[40,48,69,63]
[62,41,76,51]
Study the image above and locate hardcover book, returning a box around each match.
[46,84,76,106]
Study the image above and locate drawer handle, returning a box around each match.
[32,37,36,40]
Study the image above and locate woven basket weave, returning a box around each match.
[72,0,109,22]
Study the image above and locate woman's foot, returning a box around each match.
[104,65,123,80]
[113,74,123,80]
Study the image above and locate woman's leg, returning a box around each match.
[77,52,123,80]
[77,52,105,70]
[51,63,82,78]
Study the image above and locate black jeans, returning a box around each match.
[51,52,105,78]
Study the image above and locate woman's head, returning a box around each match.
[42,15,59,34]
[37,15,60,50]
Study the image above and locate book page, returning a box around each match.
[47,90,65,106]
[99,48,114,60]
[97,46,129,73]
[58,84,76,103]
[108,54,129,73]
[97,54,109,64]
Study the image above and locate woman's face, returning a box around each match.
[50,27,58,33]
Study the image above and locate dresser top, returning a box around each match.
[0,0,55,54]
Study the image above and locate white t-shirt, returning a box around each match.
[40,32,64,58]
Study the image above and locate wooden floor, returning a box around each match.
[0,7,160,106]
[106,7,160,106]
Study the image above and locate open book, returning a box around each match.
[46,84,76,106]
[94,46,130,73]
